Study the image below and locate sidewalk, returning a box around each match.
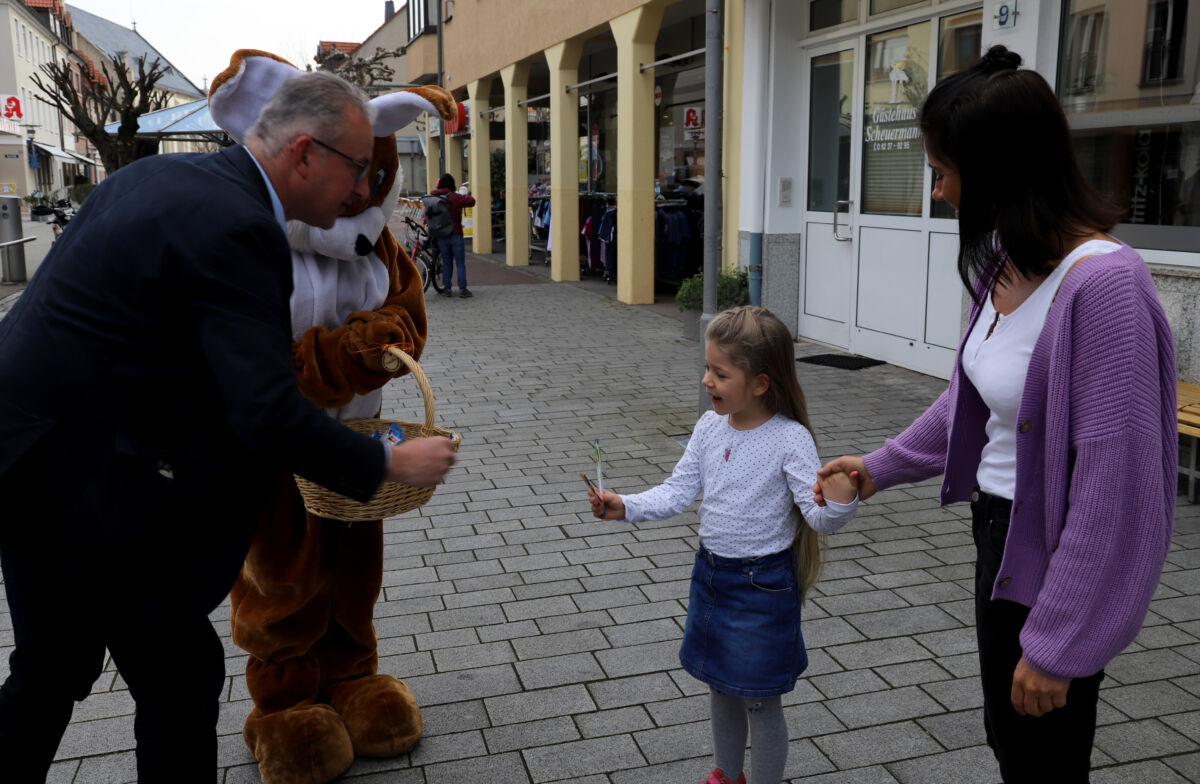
[8,250,1200,783]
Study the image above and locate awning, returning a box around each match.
[33,142,75,162]
[65,149,94,167]
[104,98,218,137]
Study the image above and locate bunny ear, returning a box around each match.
[369,85,457,136]
[208,50,302,144]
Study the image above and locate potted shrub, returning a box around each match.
[23,192,52,222]
[676,266,750,340]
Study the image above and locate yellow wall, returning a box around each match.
[437,0,654,90]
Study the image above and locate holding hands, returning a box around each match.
[815,456,876,505]
[818,468,860,505]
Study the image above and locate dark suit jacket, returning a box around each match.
[0,146,386,610]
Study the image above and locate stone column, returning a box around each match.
[610,4,665,304]
[444,133,463,189]
[467,78,494,255]
[545,40,583,282]
[501,62,530,267]
[424,121,441,194]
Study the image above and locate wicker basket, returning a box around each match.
[295,347,460,521]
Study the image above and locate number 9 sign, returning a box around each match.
[993,0,1017,29]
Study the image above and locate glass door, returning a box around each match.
[798,42,861,350]
[797,10,982,378]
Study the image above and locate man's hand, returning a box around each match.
[813,456,875,505]
[1011,656,1069,717]
[386,437,456,486]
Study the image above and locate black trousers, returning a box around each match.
[0,432,230,783]
[972,490,1104,784]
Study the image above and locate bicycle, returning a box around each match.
[402,215,444,293]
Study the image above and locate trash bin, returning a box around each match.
[0,195,26,284]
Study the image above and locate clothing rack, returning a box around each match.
[529,195,550,265]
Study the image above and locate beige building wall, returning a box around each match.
[426,0,654,90]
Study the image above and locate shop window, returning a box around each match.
[860,21,930,216]
[654,67,706,197]
[1060,0,1200,253]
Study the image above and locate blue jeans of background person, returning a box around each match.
[436,234,467,291]
[972,489,1103,783]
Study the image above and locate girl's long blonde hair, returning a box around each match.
[705,306,824,602]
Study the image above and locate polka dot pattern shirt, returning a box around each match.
[620,411,857,558]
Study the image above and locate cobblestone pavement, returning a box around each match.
[6,256,1200,783]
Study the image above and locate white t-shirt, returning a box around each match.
[620,411,858,558]
[962,239,1120,499]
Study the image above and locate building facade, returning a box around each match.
[0,0,89,199]
[389,0,1200,381]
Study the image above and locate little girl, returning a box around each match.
[588,306,859,784]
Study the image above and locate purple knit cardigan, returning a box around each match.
[863,244,1177,681]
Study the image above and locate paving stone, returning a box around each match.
[811,668,890,699]
[514,651,606,690]
[513,627,610,661]
[1103,681,1200,721]
[483,715,581,754]
[522,734,646,782]
[917,707,987,749]
[1094,718,1196,762]
[825,685,945,729]
[1091,760,1191,783]
[814,721,943,768]
[875,659,953,688]
[826,637,935,670]
[846,605,962,639]
[888,744,1002,783]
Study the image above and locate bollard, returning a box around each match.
[748,264,762,307]
[0,196,26,284]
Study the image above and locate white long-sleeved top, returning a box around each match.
[620,411,858,558]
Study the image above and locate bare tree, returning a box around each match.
[317,46,406,90]
[30,52,170,174]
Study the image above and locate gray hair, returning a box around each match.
[246,71,373,155]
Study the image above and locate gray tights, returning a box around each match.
[710,688,788,783]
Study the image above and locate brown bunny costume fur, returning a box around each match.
[209,50,456,784]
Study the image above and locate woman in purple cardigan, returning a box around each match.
[816,46,1176,782]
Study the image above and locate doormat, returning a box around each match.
[798,354,886,370]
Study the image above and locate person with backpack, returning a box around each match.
[424,173,475,298]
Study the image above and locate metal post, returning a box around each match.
[698,0,724,415]
[0,196,27,284]
[435,0,446,175]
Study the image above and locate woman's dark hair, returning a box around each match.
[920,45,1123,300]
[436,173,456,190]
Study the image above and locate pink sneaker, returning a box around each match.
[701,769,746,784]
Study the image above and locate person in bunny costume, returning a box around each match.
[208,50,456,784]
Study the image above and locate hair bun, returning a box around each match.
[979,45,1022,74]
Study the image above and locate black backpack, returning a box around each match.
[422,194,455,239]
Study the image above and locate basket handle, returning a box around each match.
[380,347,436,432]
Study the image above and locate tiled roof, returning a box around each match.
[318,41,360,56]
[65,4,203,98]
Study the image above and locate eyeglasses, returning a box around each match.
[310,137,370,183]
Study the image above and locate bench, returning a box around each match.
[1179,381,1200,503]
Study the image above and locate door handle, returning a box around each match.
[833,199,853,242]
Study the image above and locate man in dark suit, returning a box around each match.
[0,72,455,782]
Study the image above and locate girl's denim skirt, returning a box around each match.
[679,545,807,698]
